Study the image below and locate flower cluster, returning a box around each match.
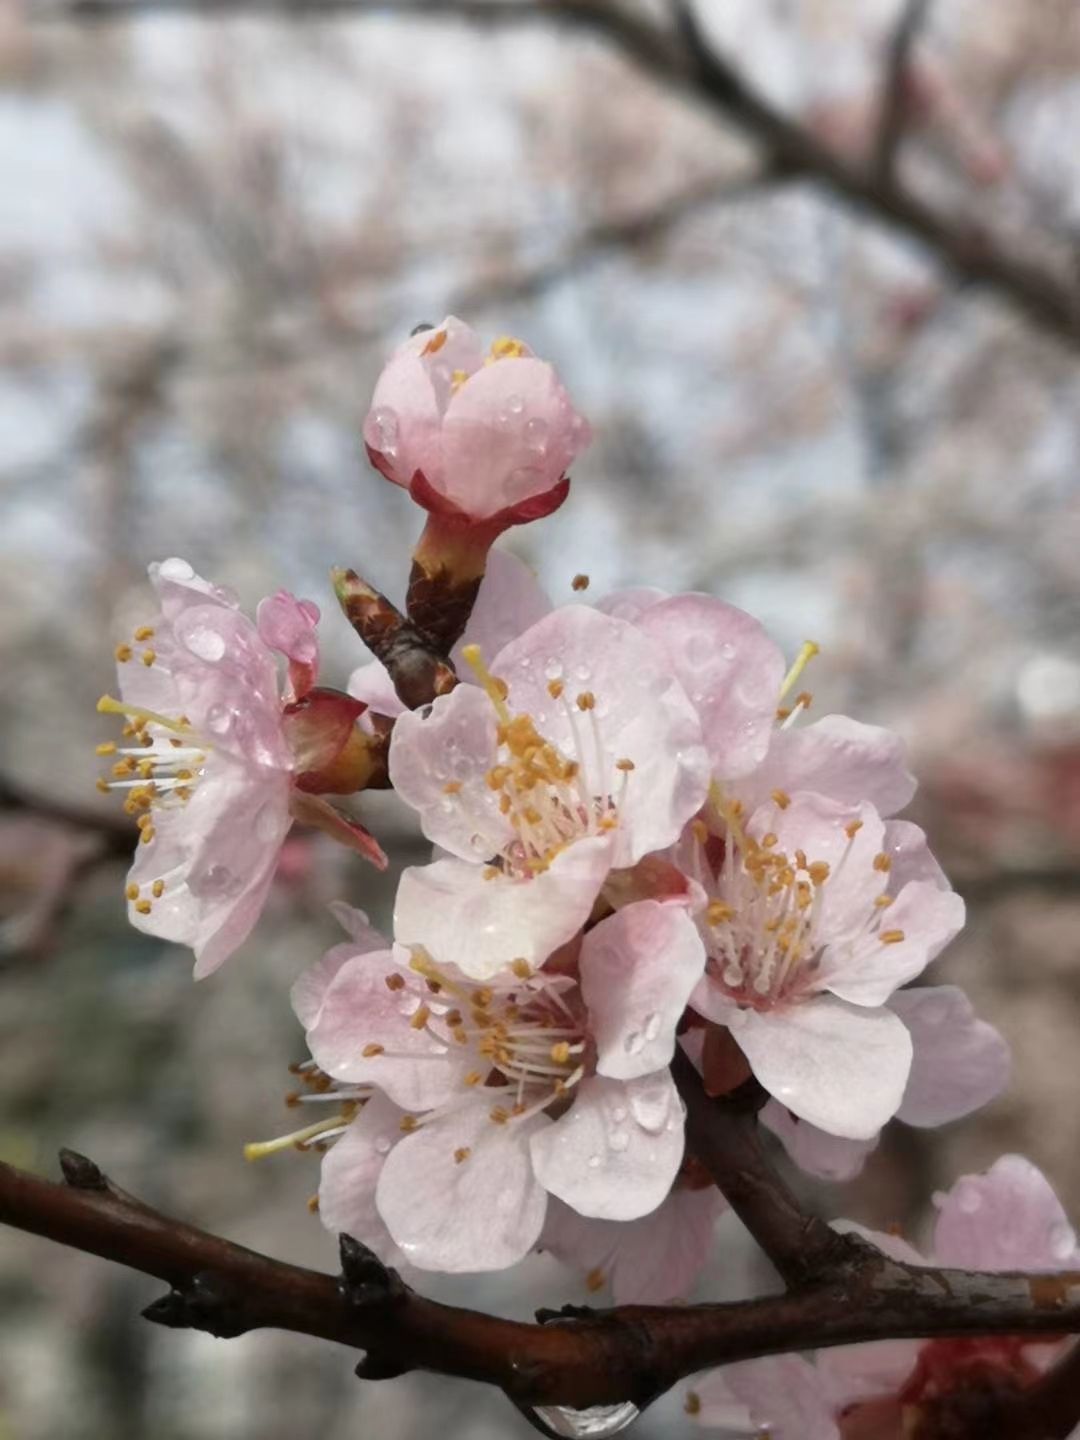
[98,317,1064,1420]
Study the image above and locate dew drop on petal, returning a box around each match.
[608,1130,629,1153]
[719,642,736,660]
[643,1011,661,1042]
[207,703,234,735]
[158,557,195,582]
[507,393,525,415]
[185,626,227,663]
[587,1153,602,1169]
[193,864,241,899]
[374,1134,393,1156]
[623,1031,645,1056]
[1050,1221,1075,1260]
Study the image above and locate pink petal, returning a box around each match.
[891,986,1010,1127]
[256,590,320,700]
[440,357,590,518]
[593,586,669,625]
[375,1099,550,1272]
[449,547,553,670]
[580,901,705,1081]
[732,997,912,1140]
[290,904,387,1028]
[539,1186,724,1305]
[306,950,470,1111]
[761,1100,879,1182]
[394,838,613,979]
[318,1093,407,1263]
[816,1341,921,1408]
[347,660,407,721]
[636,594,785,779]
[529,1072,684,1221]
[388,684,511,861]
[125,763,293,979]
[932,1155,1079,1271]
[734,714,917,819]
[707,1355,840,1440]
[492,606,710,867]
[820,881,965,1008]
[881,818,950,891]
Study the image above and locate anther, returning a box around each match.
[125,883,139,901]
[443,780,462,795]
[616,758,635,772]
[575,691,595,712]
[511,959,532,979]
[807,861,830,885]
[489,1106,510,1125]
[95,741,117,757]
[873,853,892,872]
[134,899,152,915]
[114,643,132,663]
[844,820,863,839]
[586,1268,606,1293]
[464,1071,483,1086]
[454,1147,471,1164]
[95,778,110,794]
[572,574,590,591]
[880,930,905,945]
[141,649,156,667]
[151,879,165,898]
[547,678,565,699]
[399,1115,419,1133]
[771,788,791,809]
[362,1043,385,1058]
[550,1042,571,1064]
[133,625,155,642]
[385,973,406,992]
[409,1006,431,1032]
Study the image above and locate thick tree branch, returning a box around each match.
[6,1115,1080,1422]
[55,0,1080,349]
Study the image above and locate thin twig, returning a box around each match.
[874,0,933,182]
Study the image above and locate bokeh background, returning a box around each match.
[3,0,1080,1435]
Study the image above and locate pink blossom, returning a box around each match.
[539,1184,726,1305]
[300,899,705,1272]
[690,1157,1079,1440]
[363,316,591,523]
[761,983,1010,1182]
[97,559,382,978]
[687,793,964,1139]
[389,604,710,978]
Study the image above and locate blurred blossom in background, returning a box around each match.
[3,0,1080,1435]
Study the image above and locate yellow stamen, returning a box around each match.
[586,1268,606,1293]
[362,1043,385,1058]
[511,958,532,979]
[96,694,192,737]
[114,643,133,663]
[771,788,791,809]
[133,899,152,915]
[244,1113,352,1161]
[873,853,892,873]
[572,574,590,591]
[95,741,117,756]
[151,879,165,899]
[125,883,139,901]
[880,930,905,945]
[779,641,820,702]
[460,644,512,724]
[454,1147,471,1164]
[845,820,863,839]
[141,649,156,667]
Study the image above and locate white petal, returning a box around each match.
[450,548,552,668]
[529,1073,684,1221]
[760,1100,878,1182]
[732,997,912,1140]
[820,882,965,1008]
[581,901,705,1081]
[932,1155,1079,1271]
[318,1093,406,1263]
[394,837,612,979]
[376,1100,550,1272]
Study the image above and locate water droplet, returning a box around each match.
[531,1402,640,1438]
[370,406,399,455]
[525,416,549,451]
[610,1106,627,1124]
[507,393,525,415]
[193,864,240,898]
[643,1011,661,1042]
[544,658,563,681]
[608,1130,629,1153]
[623,1031,645,1055]
[719,642,736,660]
[573,663,591,682]
[374,1134,392,1156]
[1050,1221,1075,1260]
[506,466,541,502]
[158,557,196,584]
[255,803,282,843]
[957,1184,982,1215]
[587,1153,602,1169]
[185,625,226,663]
[207,703,234,735]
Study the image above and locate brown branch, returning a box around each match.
[8,1095,1080,1424]
[874,0,933,182]
[55,0,1080,349]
